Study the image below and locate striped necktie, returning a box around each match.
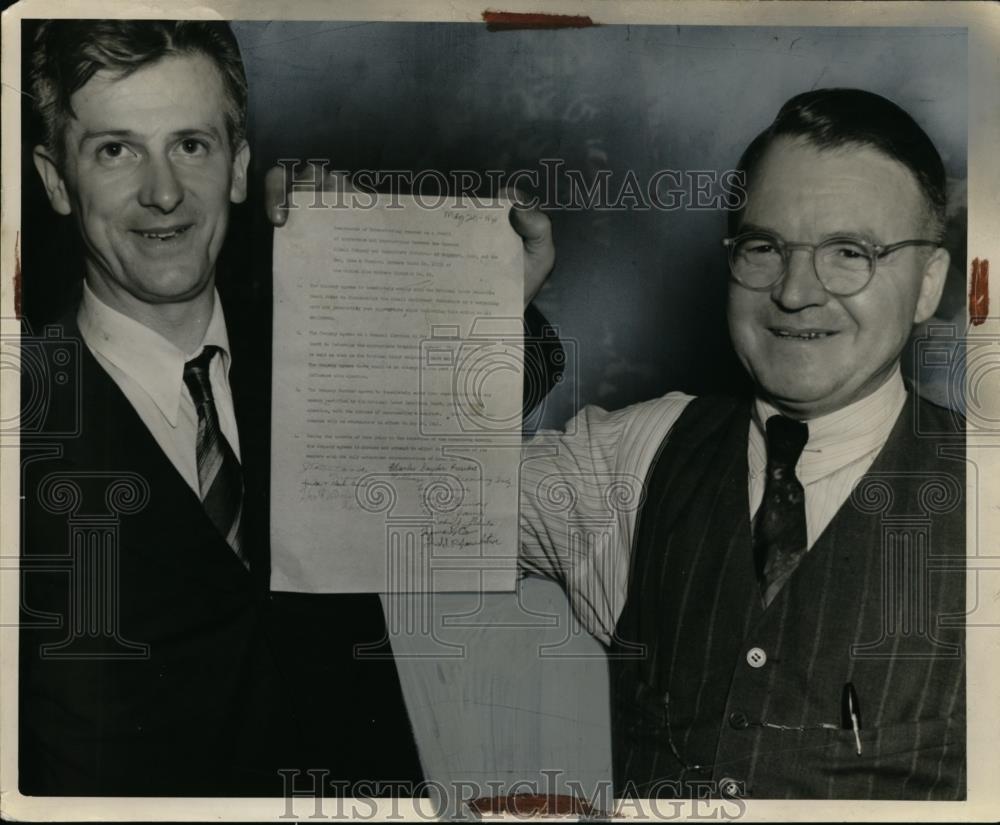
[753,414,809,607]
[183,346,248,569]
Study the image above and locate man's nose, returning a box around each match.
[138,155,184,212]
[772,247,828,309]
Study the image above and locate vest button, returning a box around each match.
[719,776,744,797]
[746,646,767,668]
[728,711,749,729]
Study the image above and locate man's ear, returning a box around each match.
[32,145,72,216]
[229,139,251,204]
[913,246,950,325]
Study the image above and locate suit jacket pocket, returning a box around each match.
[756,716,966,800]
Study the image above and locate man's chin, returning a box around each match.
[755,379,846,418]
[122,264,216,304]
[114,278,216,309]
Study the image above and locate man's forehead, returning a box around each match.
[66,53,228,137]
[742,136,928,235]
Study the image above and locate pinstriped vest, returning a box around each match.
[608,394,965,800]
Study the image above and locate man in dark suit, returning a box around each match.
[19,19,290,796]
[19,19,557,797]
[520,89,965,800]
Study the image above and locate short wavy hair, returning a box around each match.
[731,88,947,241]
[30,20,248,166]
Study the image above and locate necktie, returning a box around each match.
[183,346,248,569]
[753,414,809,607]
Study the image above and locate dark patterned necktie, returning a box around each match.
[183,346,248,569]
[753,414,809,607]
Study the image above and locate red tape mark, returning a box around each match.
[482,10,595,30]
[469,794,597,816]
[970,257,989,326]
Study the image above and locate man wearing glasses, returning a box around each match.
[520,88,965,799]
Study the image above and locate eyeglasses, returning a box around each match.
[722,231,940,297]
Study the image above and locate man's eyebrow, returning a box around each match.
[736,222,884,243]
[174,127,224,142]
[77,129,135,149]
[77,126,223,150]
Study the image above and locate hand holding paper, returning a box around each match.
[264,164,555,305]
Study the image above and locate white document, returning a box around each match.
[270,192,524,593]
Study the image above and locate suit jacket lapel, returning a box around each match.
[67,312,255,577]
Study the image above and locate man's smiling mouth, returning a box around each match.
[769,327,838,340]
[133,225,192,241]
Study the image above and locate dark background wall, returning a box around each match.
[21,22,967,428]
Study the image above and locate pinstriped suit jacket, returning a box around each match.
[609,394,965,800]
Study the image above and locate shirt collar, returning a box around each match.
[77,282,232,427]
[751,365,907,485]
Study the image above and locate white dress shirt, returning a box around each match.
[519,368,907,645]
[77,282,242,495]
